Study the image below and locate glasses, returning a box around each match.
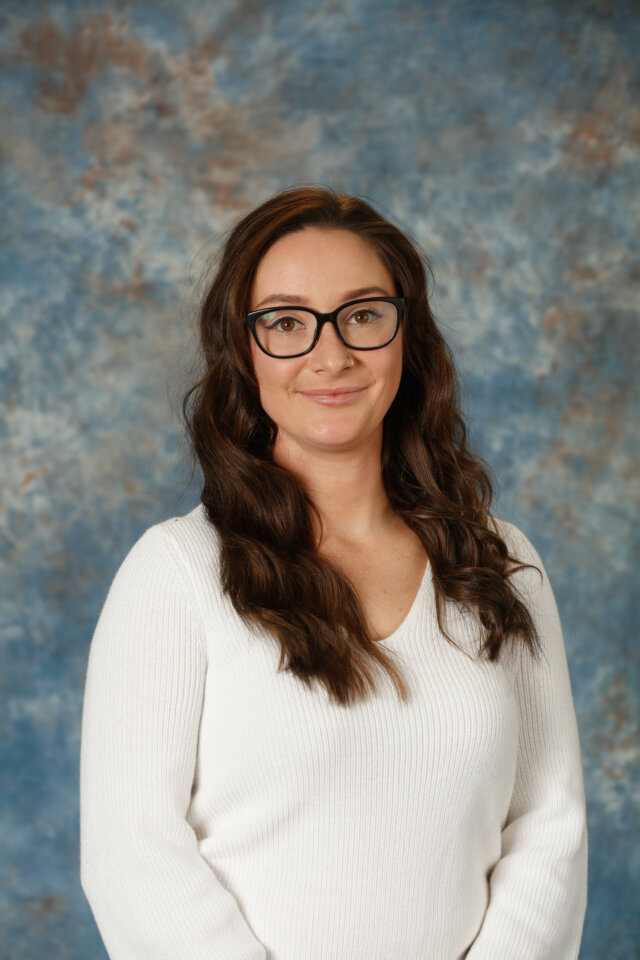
[246,297,404,358]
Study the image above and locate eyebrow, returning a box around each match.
[251,286,393,310]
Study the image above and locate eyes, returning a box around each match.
[265,306,382,334]
[249,298,400,357]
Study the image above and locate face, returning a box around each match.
[248,227,403,460]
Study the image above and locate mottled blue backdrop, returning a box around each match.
[1,1,638,957]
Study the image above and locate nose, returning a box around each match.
[309,320,353,370]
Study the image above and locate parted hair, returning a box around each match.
[181,184,541,706]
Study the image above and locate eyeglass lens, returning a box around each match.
[253,300,398,357]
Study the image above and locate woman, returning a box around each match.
[80,185,588,959]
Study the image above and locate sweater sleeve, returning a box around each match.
[465,523,588,960]
[79,523,267,960]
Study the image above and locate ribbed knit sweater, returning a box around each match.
[79,503,588,959]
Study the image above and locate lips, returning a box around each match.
[298,386,366,406]
[298,387,365,396]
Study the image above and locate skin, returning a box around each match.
[248,226,405,547]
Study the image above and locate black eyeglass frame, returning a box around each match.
[245,296,405,359]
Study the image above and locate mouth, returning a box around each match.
[298,386,366,405]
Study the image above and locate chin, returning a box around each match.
[304,428,365,449]
[276,418,375,454]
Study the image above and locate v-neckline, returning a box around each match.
[376,557,431,644]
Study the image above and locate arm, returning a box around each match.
[80,524,266,960]
[466,523,588,960]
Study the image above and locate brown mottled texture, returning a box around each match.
[1,1,638,957]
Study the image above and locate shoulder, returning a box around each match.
[154,502,221,561]
[145,501,223,593]
[489,514,542,566]
[488,514,550,605]
[488,516,565,656]
[109,503,223,605]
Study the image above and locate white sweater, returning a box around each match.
[79,503,588,960]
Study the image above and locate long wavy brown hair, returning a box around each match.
[180,184,542,706]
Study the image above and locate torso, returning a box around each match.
[318,520,430,642]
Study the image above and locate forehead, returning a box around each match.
[250,228,394,300]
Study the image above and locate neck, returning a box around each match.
[273,429,396,547]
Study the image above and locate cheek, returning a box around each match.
[251,349,297,405]
[375,343,403,395]
[251,344,277,394]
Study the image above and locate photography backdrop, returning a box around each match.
[1,1,638,957]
